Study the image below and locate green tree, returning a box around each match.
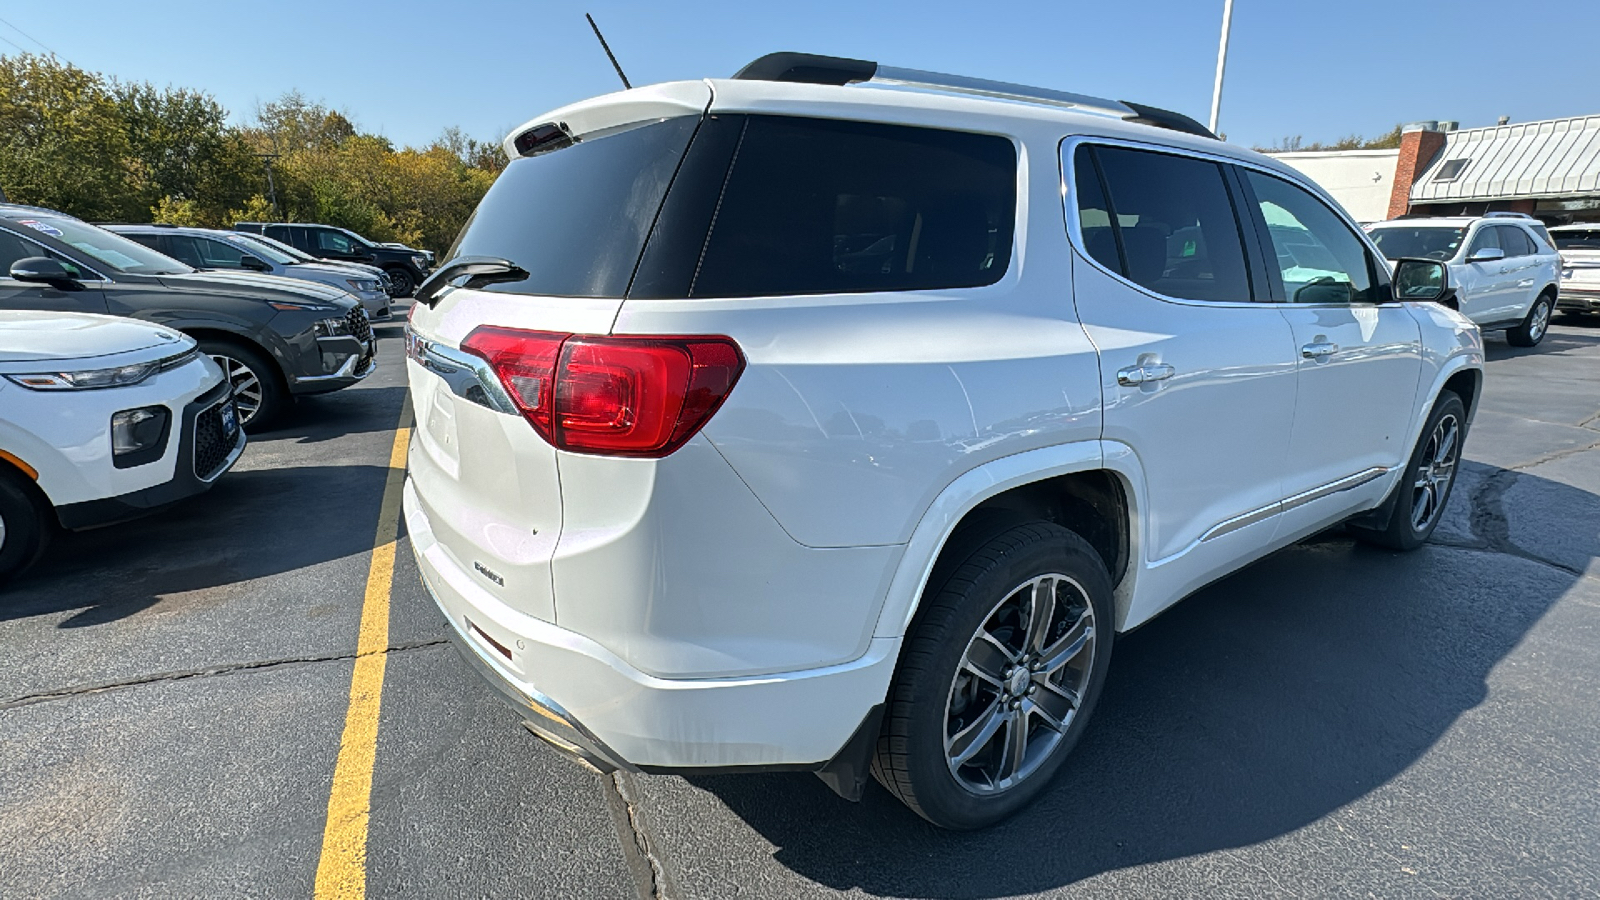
[0,54,138,220]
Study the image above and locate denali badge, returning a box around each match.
[472,561,505,586]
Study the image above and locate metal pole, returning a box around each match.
[1208,0,1234,135]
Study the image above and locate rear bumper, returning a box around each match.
[404,476,898,769]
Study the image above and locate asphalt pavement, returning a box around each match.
[2,312,1598,899]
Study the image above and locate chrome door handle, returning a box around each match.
[1301,341,1339,359]
[1117,363,1175,386]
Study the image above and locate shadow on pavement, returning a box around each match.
[254,385,410,445]
[0,462,395,626]
[688,465,1596,897]
[1483,324,1600,360]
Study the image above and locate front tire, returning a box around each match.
[1507,292,1555,347]
[1350,391,1466,551]
[384,268,415,298]
[197,339,286,432]
[871,522,1114,829]
[0,472,51,585]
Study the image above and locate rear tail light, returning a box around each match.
[461,327,745,458]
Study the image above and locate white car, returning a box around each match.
[1367,213,1562,346]
[402,53,1485,829]
[0,310,245,582]
[1548,223,1600,317]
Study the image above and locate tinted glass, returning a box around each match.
[1244,171,1375,304]
[7,216,189,275]
[1498,225,1535,258]
[1467,226,1501,256]
[226,233,298,265]
[1368,226,1466,261]
[316,230,356,254]
[1554,229,1600,250]
[1088,146,1250,302]
[448,116,699,298]
[195,238,249,268]
[1072,146,1123,274]
[689,116,1016,298]
[0,228,40,273]
[159,235,206,267]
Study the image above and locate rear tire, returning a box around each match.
[1350,391,1466,551]
[197,339,286,432]
[1507,291,1555,347]
[871,522,1114,829]
[0,472,51,586]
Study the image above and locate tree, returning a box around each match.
[1258,125,1403,154]
[0,54,138,220]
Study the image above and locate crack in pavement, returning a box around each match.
[0,639,448,711]
[1427,455,1590,579]
[603,770,674,900]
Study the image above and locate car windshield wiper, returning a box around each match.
[413,257,529,307]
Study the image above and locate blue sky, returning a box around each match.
[5,0,1597,150]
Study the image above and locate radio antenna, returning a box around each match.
[585,13,632,90]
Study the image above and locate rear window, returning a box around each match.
[446,116,700,298]
[685,116,1017,298]
[1554,229,1600,250]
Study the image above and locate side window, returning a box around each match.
[1081,145,1251,302]
[160,235,206,267]
[1242,170,1377,304]
[316,230,355,254]
[1466,226,1500,258]
[0,230,41,273]
[196,238,248,268]
[1498,226,1534,258]
[1071,146,1123,274]
[688,116,1016,298]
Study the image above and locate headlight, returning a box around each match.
[315,316,353,338]
[111,406,172,466]
[411,255,430,269]
[7,361,159,390]
[346,278,379,292]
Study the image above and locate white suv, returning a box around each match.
[1367,213,1561,346]
[0,310,244,582]
[402,53,1485,829]
[1549,223,1600,317]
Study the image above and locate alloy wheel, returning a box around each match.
[944,573,1097,794]
[211,354,264,426]
[1530,301,1551,341]
[0,510,8,553]
[1411,413,1460,532]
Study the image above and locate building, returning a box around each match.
[1268,114,1600,224]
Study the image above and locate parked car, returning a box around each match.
[229,231,393,296]
[1548,223,1600,318]
[379,242,434,268]
[401,55,1486,829]
[107,224,392,320]
[0,204,375,430]
[1367,213,1561,346]
[0,310,244,583]
[232,222,431,298]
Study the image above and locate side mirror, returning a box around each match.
[1292,279,1358,304]
[1468,247,1505,263]
[10,257,82,290]
[239,255,271,272]
[1392,258,1450,303]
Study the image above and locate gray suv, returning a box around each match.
[108,224,392,320]
[0,205,374,430]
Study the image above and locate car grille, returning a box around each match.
[193,400,235,481]
[346,307,373,343]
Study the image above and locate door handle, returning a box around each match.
[1117,363,1175,386]
[1301,341,1339,360]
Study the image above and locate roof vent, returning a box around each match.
[1497,116,1511,126]
[1402,121,1439,133]
[1438,121,1459,132]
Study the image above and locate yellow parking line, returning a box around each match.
[314,416,411,900]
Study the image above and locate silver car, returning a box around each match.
[107,225,393,320]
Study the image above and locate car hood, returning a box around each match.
[156,269,356,307]
[300,259,386,278]
[290,262,382,283]
[0,310,191,363]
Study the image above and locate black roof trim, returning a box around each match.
[733,52,877,86]
[1119,102,1217,140]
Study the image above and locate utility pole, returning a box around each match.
[1208,0,1235,136]
[255,153,282,221]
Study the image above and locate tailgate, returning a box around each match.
[405,288,624,623]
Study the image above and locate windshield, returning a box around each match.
[1553,229,1600,251]
[1368,226,1467,261]
[339,228,375,249]
[225,233,298,265]
[239,232,316,262]
[8,215,192,275]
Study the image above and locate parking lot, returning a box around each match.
[3,309,1598,898]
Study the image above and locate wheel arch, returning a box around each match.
[872,441,1143,640]
[181,328,289,390]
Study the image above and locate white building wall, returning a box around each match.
[1267,149,1401,222]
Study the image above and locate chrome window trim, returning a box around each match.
[1057,135,1397,310]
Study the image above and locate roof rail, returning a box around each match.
[1483,211,1534,219]
[732,52,1217,140]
